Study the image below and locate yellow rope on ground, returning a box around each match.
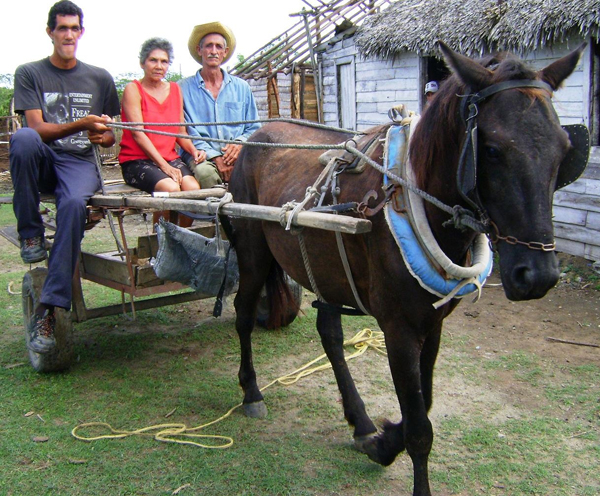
[71,328,386,449]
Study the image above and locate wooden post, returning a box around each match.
[88,195,372,235]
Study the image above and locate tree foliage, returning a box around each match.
[0,74,14,116]
[113,72,183,99]
[0,87,14,116]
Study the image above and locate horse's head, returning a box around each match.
[435,41,587,301]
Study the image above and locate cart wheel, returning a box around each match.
[256,276,303,329]
[22,268,74,373]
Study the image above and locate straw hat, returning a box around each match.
[188,22,236,65]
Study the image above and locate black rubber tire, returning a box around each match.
[22,267,74,373]
[256,275,303,329]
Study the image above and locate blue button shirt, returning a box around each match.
[179,69,260,160]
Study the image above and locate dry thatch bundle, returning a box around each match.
[355,0,600,59]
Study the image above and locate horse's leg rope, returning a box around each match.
[279,203,324,302]
[278,156,343,303]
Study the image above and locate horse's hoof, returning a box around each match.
[243,401,268,418]
[354,432,378,453]
[354,433,384,465]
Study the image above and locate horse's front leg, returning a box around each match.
[366,326,440,496]
[316,307,378,442]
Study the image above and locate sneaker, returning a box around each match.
[20,235,48,264]
[27,310,56,354]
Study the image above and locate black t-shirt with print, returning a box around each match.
[13,57,120,163]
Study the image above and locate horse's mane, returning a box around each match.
[409,52,547,191]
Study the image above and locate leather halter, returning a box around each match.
[457,79,554,226]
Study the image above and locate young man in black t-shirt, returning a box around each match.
[10,0,120,354]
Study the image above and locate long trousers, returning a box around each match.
[10,128,100,309]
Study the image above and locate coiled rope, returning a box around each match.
[71,328,386,449]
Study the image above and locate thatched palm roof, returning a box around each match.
[355,0,600,59]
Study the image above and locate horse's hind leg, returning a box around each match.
[233,227,274,418]
[316,307,378,441]
[236,282,268,418]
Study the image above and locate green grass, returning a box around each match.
[0,307,395,496]
[431,413,599,495]
[429,331,600,495]
[2,296,598,495]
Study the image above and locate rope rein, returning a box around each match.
[112,117,360,134]
[110,118,476,232]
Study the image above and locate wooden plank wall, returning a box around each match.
[523,44,588,128]
[318,35,599,261]
[248,74,293,120]
[247,71,318,122]
[554,146,600,261]
[320,36,420,131]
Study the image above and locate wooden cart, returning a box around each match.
[1,182,369,372]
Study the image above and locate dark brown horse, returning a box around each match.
[223,42,586,495]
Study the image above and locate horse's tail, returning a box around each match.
[259,261,302,330]
[220,213,301,329]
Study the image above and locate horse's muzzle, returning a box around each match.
[498,248,559,301]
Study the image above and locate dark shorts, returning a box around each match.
[120,157,193,193]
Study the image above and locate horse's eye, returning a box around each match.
[484,146,501,160]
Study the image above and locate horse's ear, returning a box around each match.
[538,43,586,91]
[438,40,492,91]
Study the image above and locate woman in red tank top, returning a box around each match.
[119,38,205,225]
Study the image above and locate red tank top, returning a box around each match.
[118,80,181,163]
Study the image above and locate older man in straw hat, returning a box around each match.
[179,22,260,187]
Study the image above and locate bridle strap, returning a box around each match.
[465,79,553,110]
[457,79,554,228]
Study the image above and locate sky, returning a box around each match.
[2,0,309,79]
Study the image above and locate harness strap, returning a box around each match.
[334,230,370,315]
[467,79,552,107]
[311,300,366,316]
[279,151,369,314]
[457,79,554,226]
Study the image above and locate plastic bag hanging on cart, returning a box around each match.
[153,218,239,298]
